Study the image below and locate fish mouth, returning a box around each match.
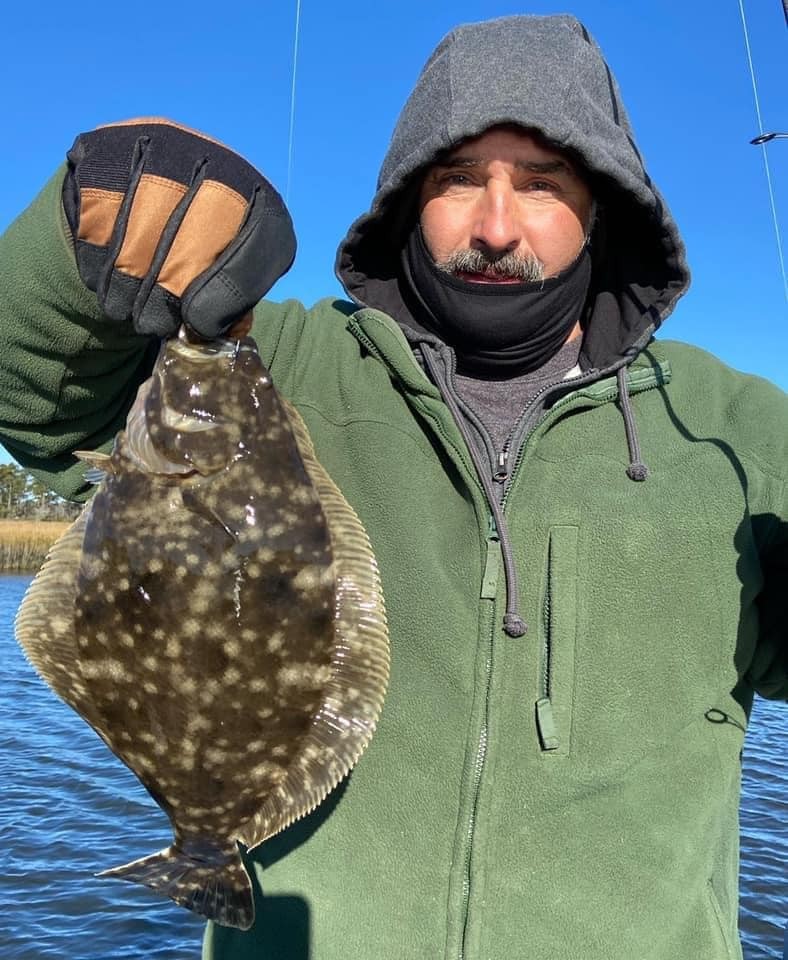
[170,328,257,363]
[159,406,221,433]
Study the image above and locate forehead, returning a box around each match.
[431,125,579,174]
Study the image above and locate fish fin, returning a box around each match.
[98,844,254,930]
[74,450,114,483]
[239,400,390,849]
[83,467,108,486]
[14,505,105,727]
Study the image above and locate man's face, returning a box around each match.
[419,126,593,282]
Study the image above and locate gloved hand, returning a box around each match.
[62,118,296,339]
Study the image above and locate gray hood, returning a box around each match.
[335,14,691,373]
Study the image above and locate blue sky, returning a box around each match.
[0,0,786,469]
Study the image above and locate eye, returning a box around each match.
[439,172,474,187]
[521,178,563,196]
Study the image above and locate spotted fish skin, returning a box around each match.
[15,331,389,931]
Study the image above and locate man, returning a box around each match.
[1,14,785,960]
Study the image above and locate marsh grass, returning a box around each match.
[0,520,72,572]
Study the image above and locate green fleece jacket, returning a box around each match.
[1,14,787,960]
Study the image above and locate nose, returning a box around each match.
[471,182,523,257]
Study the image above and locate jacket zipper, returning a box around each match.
[496,370,592,500]
[535,544,559,751]
[347,324,385,363]
[418,352,589,959]
[458,642,492,960]
[411,349,505,960]
[500,367,669,510]
[500,385,593,512]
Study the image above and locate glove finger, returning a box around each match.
[134,169,257,337]
[181,183,296,340]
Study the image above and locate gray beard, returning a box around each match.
[434,247,546,282]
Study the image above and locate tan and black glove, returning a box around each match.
[62,118,296,339]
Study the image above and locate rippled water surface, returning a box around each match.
[1,575,204,959]
[1,574,786,958]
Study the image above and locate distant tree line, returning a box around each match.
[0,463,81,520]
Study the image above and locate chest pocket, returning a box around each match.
[524,460,743,766]
[562,502,732,766]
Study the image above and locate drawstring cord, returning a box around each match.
[422,347,527,638]
[420,352,647,640]
[617,367,649,481]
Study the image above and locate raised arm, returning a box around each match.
[0,119,295,500]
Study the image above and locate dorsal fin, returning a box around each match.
[237,400,390,849]
[75,450,115,484]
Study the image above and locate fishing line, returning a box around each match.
[286,0,302,205]
[737,0,788,304]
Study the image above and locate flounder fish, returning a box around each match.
[15,328,389,930]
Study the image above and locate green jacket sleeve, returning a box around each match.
[0,166,156,501]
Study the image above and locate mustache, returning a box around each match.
[435,248,546,282]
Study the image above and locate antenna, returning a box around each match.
[286,0,302,206]
[738,0,787,303]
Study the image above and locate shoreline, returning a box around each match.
[0,519,71,573]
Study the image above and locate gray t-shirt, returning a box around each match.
[453,336,582,455]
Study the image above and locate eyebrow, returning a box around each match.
[433,156,575,177]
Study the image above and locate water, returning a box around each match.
[1,573,786,958]
[1,575,204,959]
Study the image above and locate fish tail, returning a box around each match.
[98,843,254,930]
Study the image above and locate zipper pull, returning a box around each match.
[493,449,509,484]
[535,698,560,751]
[481,515,499,599]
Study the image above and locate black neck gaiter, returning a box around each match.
[403,225,592,377]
